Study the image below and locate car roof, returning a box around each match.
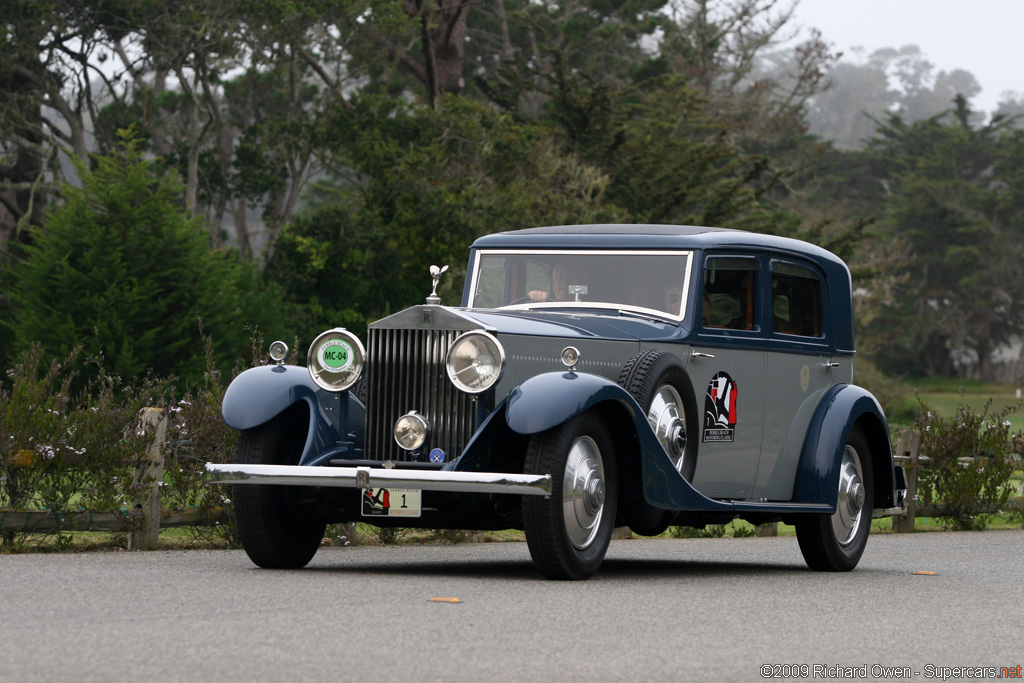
[471,224,842,263]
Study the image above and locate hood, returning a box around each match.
[461,308,688,342]
[368,305,689,342]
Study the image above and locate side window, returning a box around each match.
[771,261,822,337]
[703,257,759,330]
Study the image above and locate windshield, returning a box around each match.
[469,250,693,319]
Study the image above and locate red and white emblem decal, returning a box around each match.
[703,371,738,443]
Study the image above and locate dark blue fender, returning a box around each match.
[222,365,320,430]
[505,372,735,512]
[791,383,896,508]
[221,364,365,467]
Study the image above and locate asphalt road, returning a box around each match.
[1,531,1022,682]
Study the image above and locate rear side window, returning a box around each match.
[771,261,822,337]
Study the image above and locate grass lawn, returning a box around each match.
[898,377,1024,432]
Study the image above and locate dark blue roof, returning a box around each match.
[473,224,838,262]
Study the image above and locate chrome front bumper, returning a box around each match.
[205,463,552,497]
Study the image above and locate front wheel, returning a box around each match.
[233,413,327,569]
[522,413,618,580]
[795,426,874,571]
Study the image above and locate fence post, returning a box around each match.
[892,429,920,533]
[130,408,167,550]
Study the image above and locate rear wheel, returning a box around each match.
[796,426,874,571]
[233,413,326,569]
[522,413,618,580]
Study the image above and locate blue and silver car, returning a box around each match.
[207,224,907,579]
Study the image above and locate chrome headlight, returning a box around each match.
[307,328,365,392]
[445,331,505,394]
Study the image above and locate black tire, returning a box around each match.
[522,413,618,580]
[617,350,699,481]
[233,414,327,569]
[796,426,874,571]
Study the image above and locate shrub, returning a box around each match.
[852,357,913,422]
[669,524,727,539]
[0,344,159,549]
[0,332,251,551]
[6,131,284,389]
[160,331,242,547]
[914,395,1023,530]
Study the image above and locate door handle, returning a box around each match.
[691,351,716,359]
[819,362,839,368]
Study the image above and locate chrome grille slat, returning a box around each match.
[366,327,476,463]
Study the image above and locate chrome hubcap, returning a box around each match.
[563,435,606,550]
[832,444,866,546]
[648,384,687,471]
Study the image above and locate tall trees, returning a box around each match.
[861,97,1024,378]
[264,96,624,340]
[806,45,984,150]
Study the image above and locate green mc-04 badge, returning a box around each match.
[317,339,354,373]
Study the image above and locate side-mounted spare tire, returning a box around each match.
[618,349,699,480]
[616,350,699,535]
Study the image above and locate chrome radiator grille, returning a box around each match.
[365,327,477,463]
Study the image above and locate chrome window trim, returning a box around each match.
[468,249,693,321]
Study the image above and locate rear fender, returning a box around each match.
[792,384,897,508]
[505,372,734,512]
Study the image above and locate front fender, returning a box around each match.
[222,364,322,430]
[792,383,894,507]
[505,371,734,512]
[505,371,640,435]
[221,364,365,467]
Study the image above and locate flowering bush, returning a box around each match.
[914,395,1023,530]
[160,333,241,547]
[0,336,246,550]
[0,344,158,548]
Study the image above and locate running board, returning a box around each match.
[205,463,552,497]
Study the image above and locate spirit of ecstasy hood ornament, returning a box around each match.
[426,265,449,305]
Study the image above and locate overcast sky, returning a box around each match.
[790,0,1022,114]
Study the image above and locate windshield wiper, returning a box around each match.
[615,309,680,325]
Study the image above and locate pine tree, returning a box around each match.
[7,132,268,384]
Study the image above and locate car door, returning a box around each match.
[687,254,766,500]
[750,258,840,501]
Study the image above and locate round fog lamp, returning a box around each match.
[307,328,365,392]
[394,412,429,451]
[446,331,505,394]
[560,346,581,370]
[268,340,289,364]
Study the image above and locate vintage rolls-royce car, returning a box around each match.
[207,225,907,579]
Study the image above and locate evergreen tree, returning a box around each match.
[6,133,279,384]
[861,97,1024,378]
